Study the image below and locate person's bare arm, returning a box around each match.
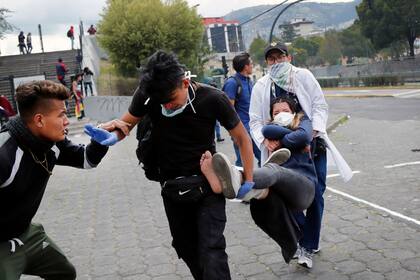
[98,112,141,140]
[228,122,253,182]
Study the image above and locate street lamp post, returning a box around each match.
[268,0,306,43]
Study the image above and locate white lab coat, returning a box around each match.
[249,67,353,182]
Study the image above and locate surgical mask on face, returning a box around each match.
[272,112,295,127]
[161,100,188,117]
[161,73,197,118]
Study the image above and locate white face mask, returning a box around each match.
[161,99,189,117]
[161,72,197,118]
[272,112,295,127]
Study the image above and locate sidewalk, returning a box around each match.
[22,120,420,280]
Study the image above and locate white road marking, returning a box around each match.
[327,186,420,226]
[384,161,420,169]
[327,170,361,179]
[394,89,420,98]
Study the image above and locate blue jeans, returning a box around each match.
[215,121,222,140]
[295,143,327,251]
[233,137,261,167]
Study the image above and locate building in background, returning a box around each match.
[202,17,245,54]
[279,18,324,38]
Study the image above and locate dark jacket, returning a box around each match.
[0,117,108,241]
[262,114,317,185]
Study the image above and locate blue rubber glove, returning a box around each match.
[84,124,118,146]
[237,181,255,199]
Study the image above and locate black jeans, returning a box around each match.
[162,192,231,280]
[253,163,315,211]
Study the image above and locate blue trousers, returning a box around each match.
[215,121,222,140]
[233,137,261,167]
[295,144,327,251]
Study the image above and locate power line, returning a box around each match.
[205,0,289,42]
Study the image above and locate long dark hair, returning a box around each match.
[270,96,303,130]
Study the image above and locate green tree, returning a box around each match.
[249,34,266,66]
[280,23,297,43]
[98,0,203,76]
[288,46,308,67]
[318,31,342,65]
[338,23,375,60]
[357,0,420,57]
[0,8,14,39]
[292,36,321,57]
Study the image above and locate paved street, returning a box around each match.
[22,97,420,280]
[324,88,420,98]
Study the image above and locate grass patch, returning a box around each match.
[97,60,138,96]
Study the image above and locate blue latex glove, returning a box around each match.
[84,124,118,146]
[237,181,255,199]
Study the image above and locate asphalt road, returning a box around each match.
[326,96,420,224]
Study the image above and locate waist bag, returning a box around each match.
[161,175,210,203]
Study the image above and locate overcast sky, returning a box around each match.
[0,0,353,55]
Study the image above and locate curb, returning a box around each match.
[324,94,394,98]
[327,115,350,134]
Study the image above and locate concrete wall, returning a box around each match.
[84,96,132,122]
[310,56,420,81]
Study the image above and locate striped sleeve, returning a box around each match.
[55,138,108,169]
[0,132,22,188]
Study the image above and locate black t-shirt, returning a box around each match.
[129,82,240,180]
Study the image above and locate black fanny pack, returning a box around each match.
[161,175,210,203]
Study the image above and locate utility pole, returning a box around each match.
[38,24,44,53]
[268,0,306,43]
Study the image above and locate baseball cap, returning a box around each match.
[264,42,288,59]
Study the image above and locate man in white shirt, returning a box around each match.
[249,42,352,269]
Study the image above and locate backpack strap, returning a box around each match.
[222,76,243,105]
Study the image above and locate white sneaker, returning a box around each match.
[292,244,302,260]
[297,247,313,269]
[212,153,242,199]
[264,148,291,166]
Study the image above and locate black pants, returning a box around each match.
[84,82,93,96]
[162,192,231,280]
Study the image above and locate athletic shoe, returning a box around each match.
[313,247,321,254]
[212,152,242,199]
[297,247,313,269]
[264,148,291,166]
[292,244,302,260]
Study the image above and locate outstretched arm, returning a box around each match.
[98,111,140,140]
[55,138,108,169]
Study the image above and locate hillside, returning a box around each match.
[223,0,362,48]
